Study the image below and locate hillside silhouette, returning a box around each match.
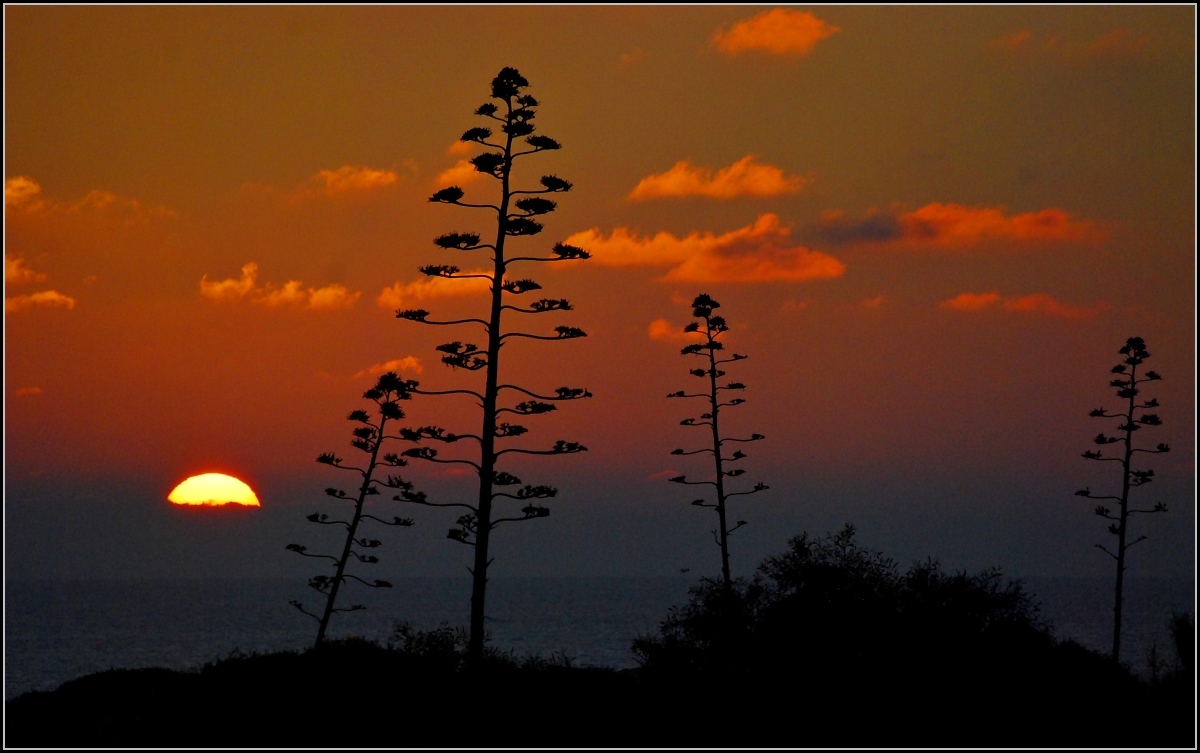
[6,527,1193,748]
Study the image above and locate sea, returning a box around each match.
[4,575,1194,700]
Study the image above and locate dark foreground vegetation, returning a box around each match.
[7,528,1194,748]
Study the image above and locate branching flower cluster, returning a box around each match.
[287,372,418,647]
[396,68,591,663]
[1075,336,1169,663]
[668,294,768,590]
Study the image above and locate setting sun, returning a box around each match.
[168,473,261,507]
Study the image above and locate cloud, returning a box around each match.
[447,141,474,156]
[15,386,44,397]
[989,30,1037,53]
[1084,29,1152,60]
[939,291,1103,318]
[6,290,77,313]
[199,262,361,310]
[989,28,1151,62]
[567,214,846,283]
[5,176,172,222]
[712,9,840,57]
[435,159,485,187]
[285,166,399,202]
[200,262,259,301]
[811,204,1102,248]
[5,176,44,209]
[354,356,424,378]
[6,255,48,285]
[861,296,885,309]
[629,156,810,200]
[619,48,645,65]
[304,284,361,311]
[939,292,1004,311]
[377,271,492,308]
[312,166,398,194]
[648,318,708,343]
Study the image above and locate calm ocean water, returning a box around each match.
[4,575,1194,700]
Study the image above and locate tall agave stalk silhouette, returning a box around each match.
[668,294,767,590]
[1075,336,1170,664]
[287,372,417,647]
[396,67,591,664]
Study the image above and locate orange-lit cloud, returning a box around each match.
[712,9,840,57]
[1084,29,1152,60]
[5,176,172,223]
[199,262,361,310]
[5,176,44,209]
[447,141,474,156]
[568,214,846,283]
[6,290,77,313]
[990,30,1036,52]
[901,204,1101,246]
[861,295,885,309]
[629,156,810,200]
[6,255,47,285]
[200,262,259,301]
[15,386,44,397]
[939,291,1103,318]
[285,166,400,203]
[648,318,708,343]
[312,165,398,194]
[377,270,493,308]
[619,48,645,65]
[812,203,1102,248]
[780,299,808,313]
[354,356,424,378]
[435,159,485,187]
[989,28,1151,61]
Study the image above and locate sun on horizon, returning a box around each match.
[168,473,261,507]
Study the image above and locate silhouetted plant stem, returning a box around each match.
[668,295,767,592]
[288,373,416,648]
[397,68,591,667]
[1076,336,1169,664]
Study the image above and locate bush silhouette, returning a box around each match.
[636,524,1053,684]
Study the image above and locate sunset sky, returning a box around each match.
[5,6,1194,584]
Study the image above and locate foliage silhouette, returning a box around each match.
[666,294,767,590]
[634,524,1052,684]
[1075,336,1170,664]
[286,372,417,647]
[397,67,591,664]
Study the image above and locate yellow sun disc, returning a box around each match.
[168,473,261,507]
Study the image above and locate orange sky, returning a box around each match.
[4,6,1194,581]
